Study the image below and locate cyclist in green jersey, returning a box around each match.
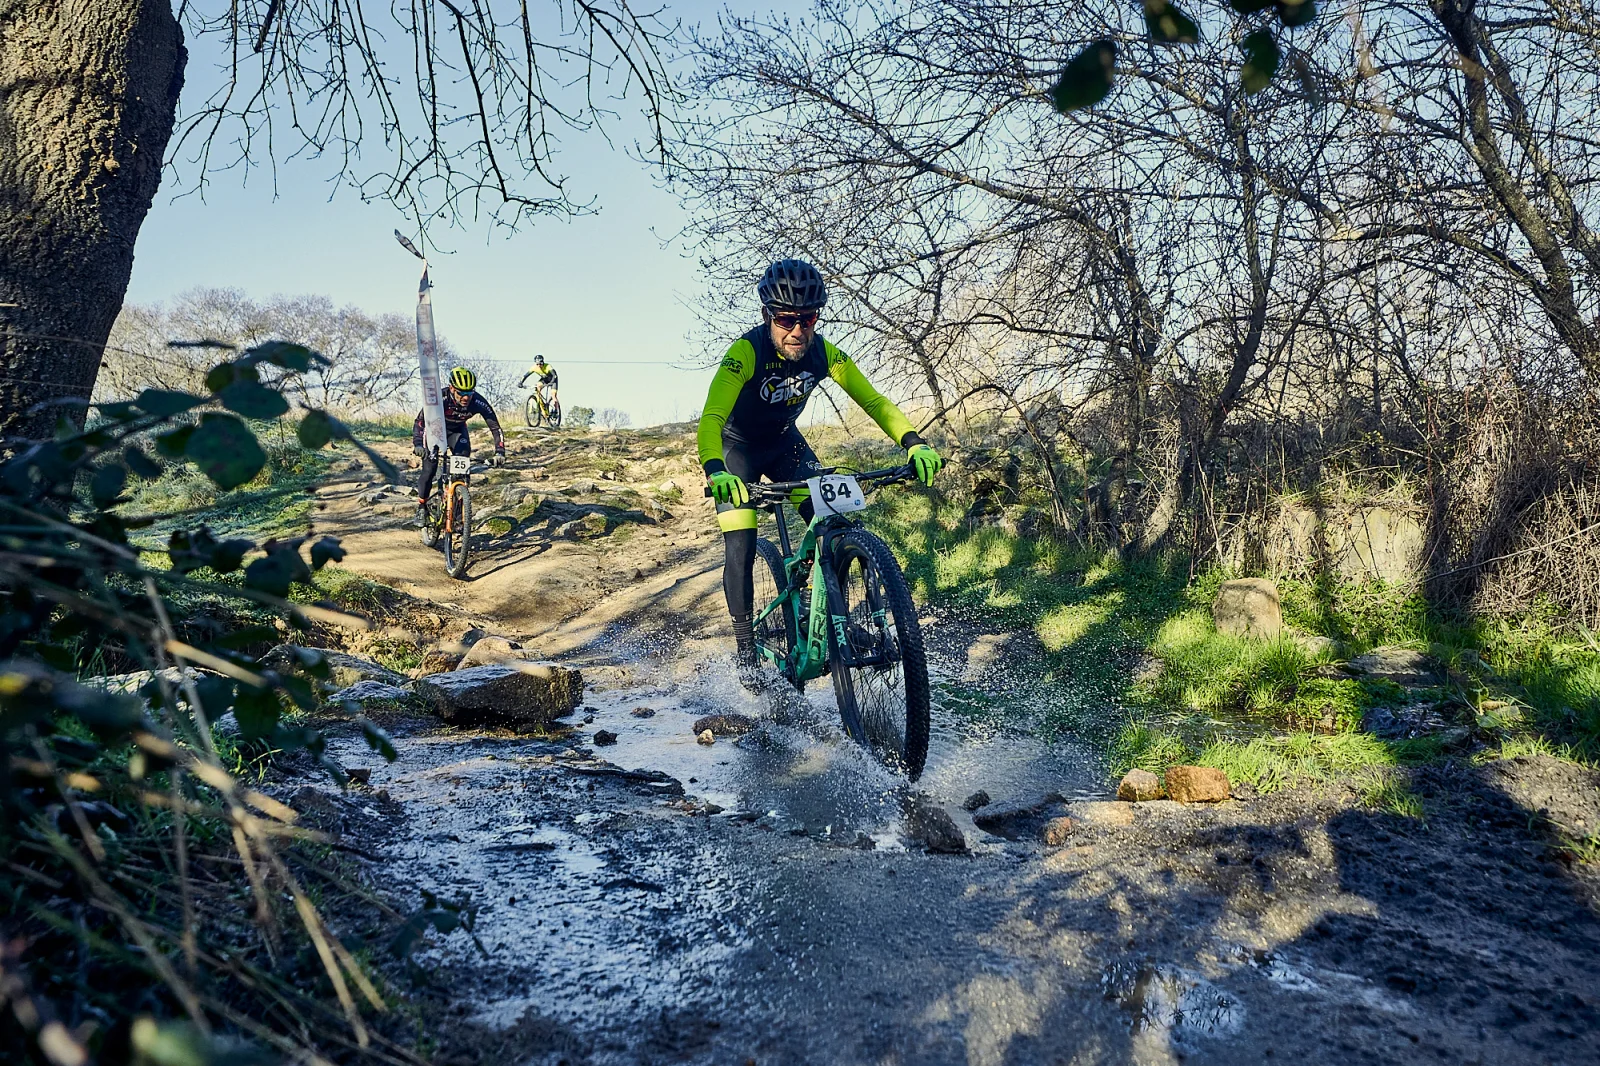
[699,259,943,681]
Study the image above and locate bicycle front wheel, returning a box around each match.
[444,484,471,579]
[524,394,543,428]
[829,528,930,779]
[548,399,562,429]
[752,537,798,685]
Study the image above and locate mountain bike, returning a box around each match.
[711,465,931,779]
[418,451,472,578]
[524,384,562,429]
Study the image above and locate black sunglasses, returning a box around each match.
[770,310,819,331]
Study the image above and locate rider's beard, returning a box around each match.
[774,330,810,360]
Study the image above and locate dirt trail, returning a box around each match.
[292,427,1600,1065]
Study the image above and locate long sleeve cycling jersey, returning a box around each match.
[697,325,920,475]
[414,390,505,453]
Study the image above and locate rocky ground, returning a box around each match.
[276,424,1599,1065]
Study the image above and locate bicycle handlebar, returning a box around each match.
[702,464,917,499]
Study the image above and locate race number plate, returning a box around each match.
[448,455,472,475]
[806,474,866,516]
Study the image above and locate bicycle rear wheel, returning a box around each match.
[548,398,562,429]
[829,528,930,779]
[524,395,543,428]
[752,537,798,684]
[419,495,442,547]
[444,483,471,579]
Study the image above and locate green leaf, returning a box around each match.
[360,718,399,761]
[133,389,205,418]
[297,409,334,449]
[95,400,139,422]
[124,447,162,480]
[1145,1,1200,45]
[204,361,257,395]
[218,380,290,420]
[155,425,195,459]
[1050,41,1117,113]
[310,536,345,570]
[244,542,311,598]
[241,340,324,373]
[185,413,267,491]
[90,463,127,506]
[1276,0,1317,27]
[1241,30,1281,93]
[233,687,282,739]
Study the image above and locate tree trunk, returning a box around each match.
[0,0,184,442]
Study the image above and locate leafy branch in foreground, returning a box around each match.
[0,341,422,1064]
[1051,0,1320,110]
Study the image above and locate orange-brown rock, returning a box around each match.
[1164,765,1231,803]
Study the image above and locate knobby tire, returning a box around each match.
[549,399,562,429]
[444,483,471,579]
[829,528,931,779]
[524,395,543,428]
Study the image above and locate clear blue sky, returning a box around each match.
[126,4,733,427]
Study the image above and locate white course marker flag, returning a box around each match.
[395,230,446,457]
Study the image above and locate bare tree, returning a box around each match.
[0,1,672,441]
[594,406,632,430]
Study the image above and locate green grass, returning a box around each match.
[123,432,335,538]
[866,470,1600,787]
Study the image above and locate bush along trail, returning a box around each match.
[9,408,1600,1064]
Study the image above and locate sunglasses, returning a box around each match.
[770,310,819,331]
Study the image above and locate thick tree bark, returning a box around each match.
[0,0,184,442]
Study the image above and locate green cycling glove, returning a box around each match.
[908,443,943,486]
[708,470,750,506]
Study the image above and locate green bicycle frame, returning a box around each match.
[748,470,907,684]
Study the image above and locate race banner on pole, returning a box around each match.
[397,231,446,456]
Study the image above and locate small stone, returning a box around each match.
[582,511,608,533]
[630,568,645,581]
[565,479,597,495]
[973,796,1058,840]
[900,794,968,855]
[1212,577,1282,641]
[697,729,715,746]
[693,713,759,737]
[962,790,992,811]
[1041,816,1074,846]
[1164,765,1231,803]
[553,520,584,539]
[347,767,372,785]
[593,729,618,746]
[630,706,657,718]
[1117,768,1165,802]
[412,649,464,677]
[658,479,679,494]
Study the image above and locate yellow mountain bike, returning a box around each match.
[523,384,562,429]
[418,452,472,579]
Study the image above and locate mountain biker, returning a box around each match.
[413,366,506,524]
[518,355,559,408]
[699,259,942,680]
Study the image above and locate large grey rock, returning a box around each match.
[264,645,409,689]
[1343,647,1437,686]
[415,662,584,729]
[83,667,208,697]
[332,680,411,705]
[1212,578,1282,641]
[972,793,1069,841]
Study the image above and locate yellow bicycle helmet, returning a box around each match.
[448,366,477,391]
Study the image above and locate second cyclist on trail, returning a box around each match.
[413,365,505,524]
[519,354,559,405]
[698,259,943,681]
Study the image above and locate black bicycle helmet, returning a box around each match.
[757,259,827,311]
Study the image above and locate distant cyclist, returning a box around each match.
[518,354,559,407]
[413,366,505,523]
[699,259,942,679]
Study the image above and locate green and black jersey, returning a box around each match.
[697,325,921,475]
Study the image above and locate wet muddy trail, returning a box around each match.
[296,624,1600,1066]
[301,434,1600,1064]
